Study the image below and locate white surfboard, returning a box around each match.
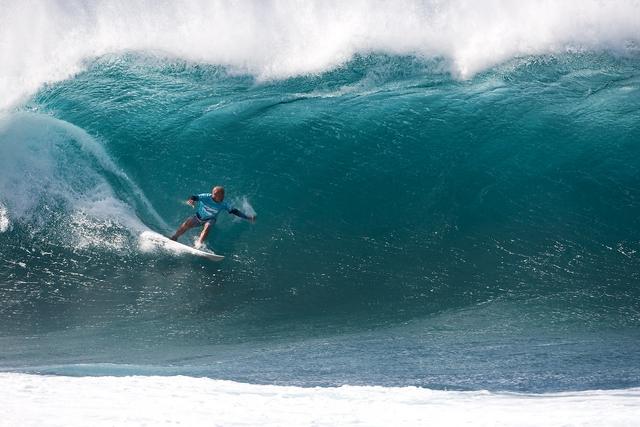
[139,230,224,261]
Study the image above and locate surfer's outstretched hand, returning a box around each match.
[248,215,257,224]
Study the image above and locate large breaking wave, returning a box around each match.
[1,0,639,395]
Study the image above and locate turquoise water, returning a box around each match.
[1,1,640,393]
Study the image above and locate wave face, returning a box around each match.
[1,1,640,393]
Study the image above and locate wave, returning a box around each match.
[2,373,640,426]
[1,0,639,110]
[1,26,639,390]
[1,51,639,327]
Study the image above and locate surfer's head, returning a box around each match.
[212,186,225,202]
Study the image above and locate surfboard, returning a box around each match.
[139,230,225,261]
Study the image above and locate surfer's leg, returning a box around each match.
[196,221,213,247]
[170,216,200,241]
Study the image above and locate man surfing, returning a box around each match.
[170,186,255,248]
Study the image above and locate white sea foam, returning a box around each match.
[0,203,10,233]
[1,373,639,427]
[1,0,639,110]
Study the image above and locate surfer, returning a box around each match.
[170,186,255,248]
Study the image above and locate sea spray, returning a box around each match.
[1,0,639,110]
[235,196,256,222]
[0,203,9,233]
[0,112,162,247]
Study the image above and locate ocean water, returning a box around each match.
[1,0,640,424]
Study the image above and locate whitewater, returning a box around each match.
[1,0,640,425]
[2,373,639,426]
[2,0,640,110]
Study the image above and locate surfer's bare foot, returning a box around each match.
[194,240,203,249]
[169,235,177,241]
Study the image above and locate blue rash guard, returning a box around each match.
[190,193,249,221]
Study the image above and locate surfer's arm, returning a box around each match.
[187,195,199,206]
[229,208,256,222]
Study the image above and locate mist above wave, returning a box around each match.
[2,0,639,110]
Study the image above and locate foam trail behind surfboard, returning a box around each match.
[139,230,224,261]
